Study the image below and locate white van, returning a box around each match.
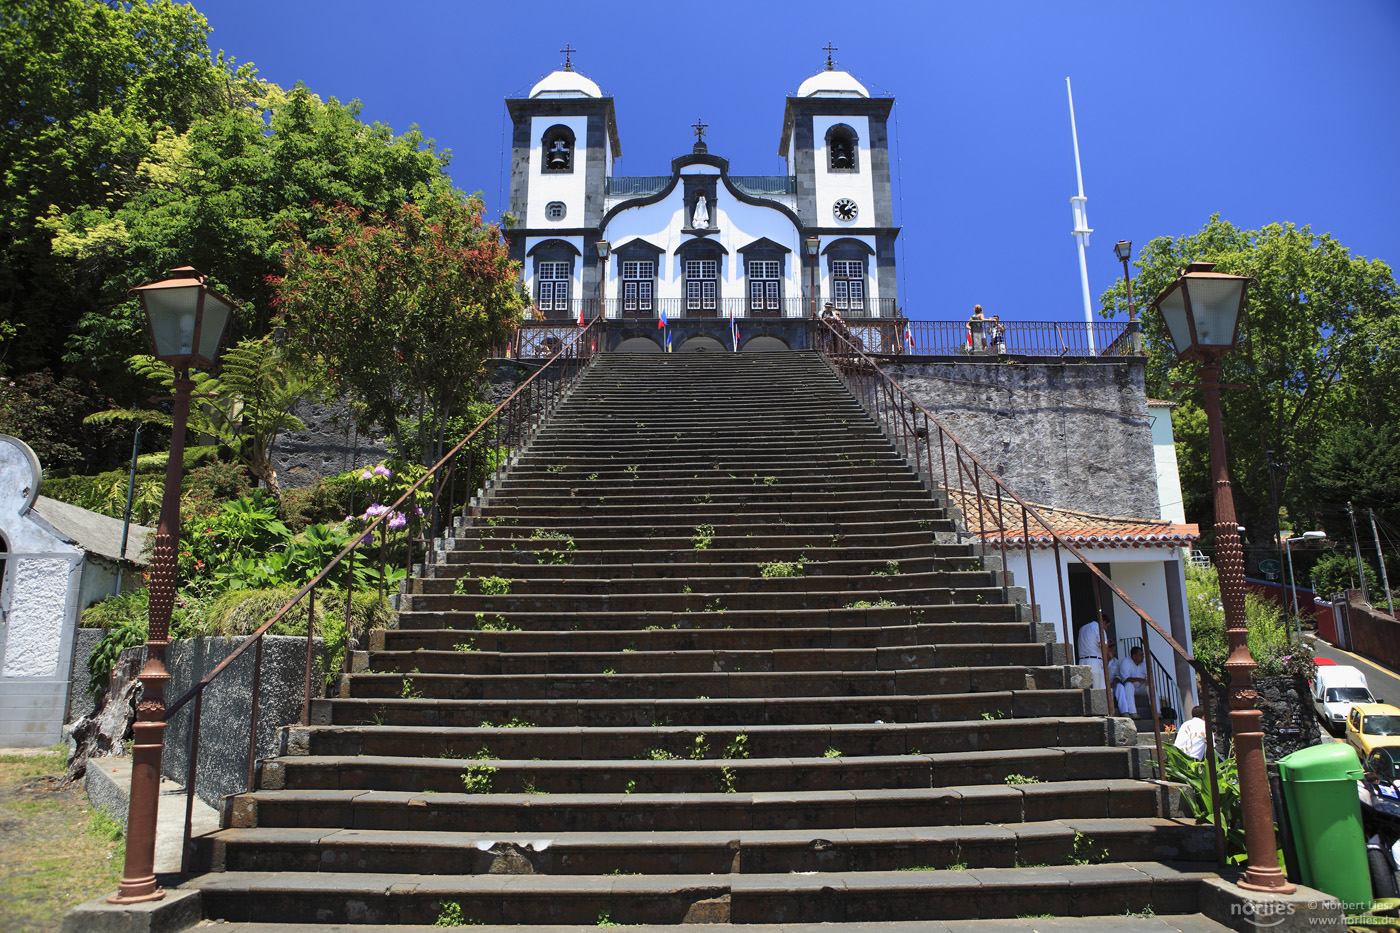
[1313,665,1376,732]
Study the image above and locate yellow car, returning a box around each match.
[1346,703,1400,757]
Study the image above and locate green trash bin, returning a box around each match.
[1277,743,1370,907]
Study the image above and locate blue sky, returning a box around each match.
[191,0,1399,323]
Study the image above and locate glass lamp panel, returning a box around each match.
[1186,278,1246,346]
[1156,286,1193,354]
[144,286,201,358]
[197,291,234,362]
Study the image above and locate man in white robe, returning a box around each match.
[1174,705,1207,759]
[1076,620,1107,690]
[1114,646,1148,717]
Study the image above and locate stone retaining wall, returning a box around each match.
[880,358,1158,519]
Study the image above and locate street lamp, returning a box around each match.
[595,240,611,322]
[1151,261,1295,893]
[804,236,821,320]
[110,267,234,903]
[1284,531,1327,636]
[1113,240,1137,321]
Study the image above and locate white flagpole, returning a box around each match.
[1066,77,1095,353]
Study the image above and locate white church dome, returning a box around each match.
[796,69,869,98]
[529,69,603,99]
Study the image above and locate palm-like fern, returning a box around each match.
[84,336,324,494]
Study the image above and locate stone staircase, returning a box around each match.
[186,351,1226,929]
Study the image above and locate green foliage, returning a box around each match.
[275,196,526,468]
[715,766,739,794]
[434,900,482,927]
[469,613,518,632]
[1162,743,1247,863]
[723,734,750,759]
[691,524,715,550]
[844,599,897,610]
[475,576,512,596]
[1004,773,1042,785]
[0,370,137,474]
[1184,563,1316,680]
[529,529,576,565]
[1098,216,1400,549]
[1068,832,1109,865]
[1310,550,1379,600]
[689,734,709,760]
[822,747,843,758]
[872,560,900,576]
[460,763,495,794]
[758,559,805,578]
[641,748,677,761]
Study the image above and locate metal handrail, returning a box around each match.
[162,317,604,871]
[813,319,1228,867]
[1120,635,1180,722]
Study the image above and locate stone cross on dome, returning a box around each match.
[823,42,838,70]
[692,118,708,142]
[560,44,576,71]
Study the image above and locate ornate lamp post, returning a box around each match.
[804,236,821,319]
[1113,240,1137,321]
[1151,261,1294,893]
[111,267,234,903]
[595,240,610,321]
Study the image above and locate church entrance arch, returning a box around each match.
[613,336,663,353]
[740,336,790,352]
[678,335,726,353]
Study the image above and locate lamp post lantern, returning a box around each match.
[1151,261,1294,893]
[1113,240,1137,321]
[110,267,234,903]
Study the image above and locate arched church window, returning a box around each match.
[826,124,859,172]
[542,125,575,174]
[831,259,865,311]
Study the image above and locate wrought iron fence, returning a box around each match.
[1120,635,1182,723]
[526,297,900,323]
[161,319,604,871]
[813,319,1227,867]
[902,320,1140,357]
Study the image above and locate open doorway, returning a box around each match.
[1068,562,1116,653]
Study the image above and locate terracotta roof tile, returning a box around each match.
[943,488,1199,550]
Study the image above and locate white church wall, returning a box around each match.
[525,114,590,229]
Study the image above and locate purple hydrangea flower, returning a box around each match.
[387,511,407,531]
[374,464,392,478]
[360,469,373,480]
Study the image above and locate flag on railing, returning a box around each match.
[658,307,668,329]
[577,304,585,327]
[730,314,740,352]
[904,323,914,353]
[665,329,673,353]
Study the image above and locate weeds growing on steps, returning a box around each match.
[460,745,496,793]
[758,558,805,578]
[434,900,481,925]
[691,524,715,549]
[530,529,577,564]
[723,733,750,759]
[1004,773,1042,785]
[452,638,477,651]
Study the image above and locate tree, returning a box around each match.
[272,195,527,467]
[0,0,239,379]
[1099,217,1400,560]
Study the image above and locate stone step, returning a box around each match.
[316,689,1091,729]
[229,779,1168,834]
[400,586,1006,614]
[377,621,1036,653]
[341,665,1072,701]
[206,817,1213,876]
[424,570,994,596]
[292,717,1121,762]
[359,642,1052,676]
[422,555,964,581]
[432,542,981,567]
[198,917,1235,933]
[189,862,1216,925]
[388,603,1025,633]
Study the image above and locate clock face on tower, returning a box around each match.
[833,198,859,222]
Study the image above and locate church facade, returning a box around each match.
[505,61,900,340]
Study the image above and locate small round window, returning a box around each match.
[546,201,566,221]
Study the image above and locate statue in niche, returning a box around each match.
[692,194,709,229]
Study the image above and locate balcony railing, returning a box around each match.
[603,175,797,198]
[730,175,797,197]
[526,297,900,322]
[903,320,1140,357]
[605,176,670,198]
